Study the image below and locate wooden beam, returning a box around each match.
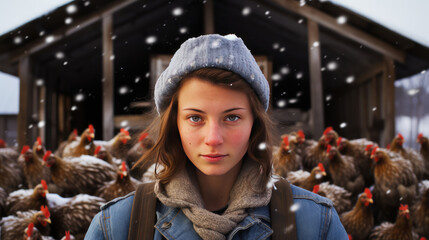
[102,14,114,140]
[307,20,325,138]
[17,57,32,150]
[381,57,395,147]
[204,0,215,34]
[269,0,406,63]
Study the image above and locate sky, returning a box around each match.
[0,0,428,114]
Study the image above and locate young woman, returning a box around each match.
[85,34,348,239]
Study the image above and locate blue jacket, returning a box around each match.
[85,184,348,239]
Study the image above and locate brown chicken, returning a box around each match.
[0,186,7,216]
[338,137,376,187]
[126,132,155,179]
[417,133,429,179]
[23,222,56,240]
[62,125,96,158]
[289,130,317,159]
[0,147,24,193]
[95,128,132,160]
[272,135,301,178]
[93,145,114,165]
[371,146,418,223]
[340,188,374,240]
[33,137,46,160]
[301,127,338,171]
[286,163,326,191]
[48,194,105,240]
[313,182,353,214]
[325,145,365,196]
[96,161,140,201]
[411,180,429,238]
[0,206,51,240]
[18,145,51,189]
[369,204,419,240]
[390,133,425,181]
[42,151,115,196]
[55,129,79,158]
[6,180,49,215]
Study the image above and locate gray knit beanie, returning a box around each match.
[154,34,270,114]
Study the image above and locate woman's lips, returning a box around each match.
[201,154,227,163]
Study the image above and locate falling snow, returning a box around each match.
[346,75,354,84]
[277,100,287,108]
[38,121,45,128]
[258,142,267,150]
[179,27,188,34]
[75,93,85,102]
[35,79,44,86]
[66,4,78,14]
[45,35,55,43]
[56,52,65,59]
[272,73,281,81]
[296,72,303,79]
[172,7,183,16]
[337,15,347,25]
[290,203,301,212]
[340,122,347,128]
[280,67,290,75]
[242,7,251,16]
[71,106,77,111]
[13,36,22,44]
[327,61,338,71]
[146,36,157,45]
[65,17,73,24]
[119,86,129,95]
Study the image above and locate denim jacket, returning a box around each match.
[85,184,348,240]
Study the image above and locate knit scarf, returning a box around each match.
[154,160,272,240]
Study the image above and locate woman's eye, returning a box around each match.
[188,116,201,123]
[225,115,240,122]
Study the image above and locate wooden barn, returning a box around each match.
[1,0,429,150]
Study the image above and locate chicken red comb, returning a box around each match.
[73,129,78,136]
[336,137,342,147]
[397,133,404,140]
[297,130,305,139]
[65,231,71,240]
[323,127,333,136]
[37,136,42,145]
[371,146,378,156]
[417,133,423,140]
[41,179,48,190]
[88,124,94,133]
[312,185,320,193]
[43,151,52,162]
[27,222,34,237]
[399,204,408,211]
[365,144,373,152]
[122,161,127,172]
[94,145,101,155]
[139,132,149,142]
[317,163,325,172]
[21,145,30,154]
[386,143,391,150]
[0,139,5,147]
[420,237,427,240]
[364,188,372,199]
[283,136,289,146]
[326,144,332,153]
[120,128,130,136]
[348,234,352,240]
[40,205,50,218]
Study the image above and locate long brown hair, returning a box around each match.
[135,68,273,190]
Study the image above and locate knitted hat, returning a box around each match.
[154,34,270,114]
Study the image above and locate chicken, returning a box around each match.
[338,137,376,187]
[340,188,374,240]
[95,128,132,160]
[0,186,7,217]
[6,180,49,215]
[0,146,24,193]
[62,125,96,158]
[390,133,425,181]
[325,145,365,196]
[0,206,51,240]
[55,129,79,158]
[18,145,51,189]
[47,194,105,240]
[96,161,140,201]
[417,133,429,179]
[371,147,418,223]
[0,142,19,161]
[272,135,301,177]
[0,138,6,148]
[301,126,338,171]
[60,231,76,240]
[32,137,46,160]
[23,222,56,240]
[126,132,155,179]
[411,180,429,238]
[42,151,115,196]
[286,163,326,191]
[288,130,316,160]
[313,182,353,214]
[369,204,419,240]
[93,145,114,165]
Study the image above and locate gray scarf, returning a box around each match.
[154,160,272,240]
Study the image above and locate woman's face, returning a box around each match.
[177,77,254,177]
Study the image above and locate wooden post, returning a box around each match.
[381,57,395,147]
[17,57,32,150]
[102,14,114,140]
[307,19,324,138]
[204,0,214,34]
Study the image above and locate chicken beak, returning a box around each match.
[90,133,95,139]
[322,171,327,176]
[368,199,373,204]
[45,218,52,224]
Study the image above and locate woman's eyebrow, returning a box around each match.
[182,108,245,113]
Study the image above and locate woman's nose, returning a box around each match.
[205,121,223,146]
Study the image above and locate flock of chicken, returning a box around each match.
[0,124,428,240]
[272,127,429,240]
[0,125,155,240]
